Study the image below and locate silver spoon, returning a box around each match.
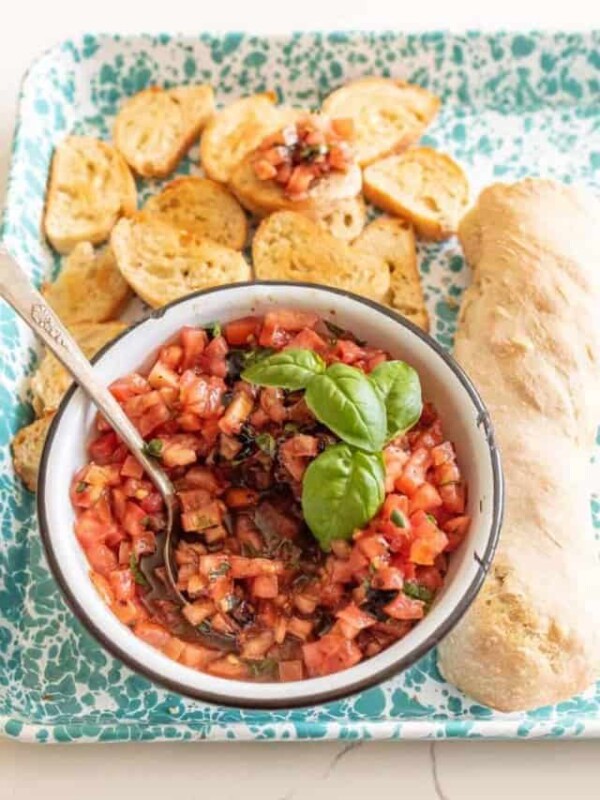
[0,247,220,644]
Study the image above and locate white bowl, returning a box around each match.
[38,282,503,709]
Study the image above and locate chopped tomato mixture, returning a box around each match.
[72,310,469,682]
[253,115,355,200]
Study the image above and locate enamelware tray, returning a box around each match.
[1,30,599,743]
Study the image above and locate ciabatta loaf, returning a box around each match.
[437,179,600,711]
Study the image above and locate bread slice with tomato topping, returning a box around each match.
[354,216,429,330]
[43,136,137,254]
[321,77,440,166]
[229,153,362,218]
[363,147,469,240]
[114,85,214,178]
[11,413,55,492]
[200,93,298,183]
[144,176,248,249]
[42,242,131,325]
[30,321,128,416]
[252,211,389,303]
[111,212,251,308]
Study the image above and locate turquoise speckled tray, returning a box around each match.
[1,31,599,743]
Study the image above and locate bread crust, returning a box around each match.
[114,85,214,178]
[354,216,428,330]
[111,213,251,308]
[42,242,131,325]
[43,136,137,253]
[437,179,600,711]
[322,77,440,166]
[252,210,389,303]
[30,321,128,416]
[11,414,55,492]
[363,147,469,240]
[144,176,248,249]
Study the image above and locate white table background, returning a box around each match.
[1,2,599,797]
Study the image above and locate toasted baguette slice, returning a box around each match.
[354,217,428,330]
[315,196,367,242]
[44,136,137,254]
[200,93,297,183]
[252,211,389,303]
[30,321,128,416]
[144,177,248,249]
[11,414,55,492]
[111,213,251,308]
[230,155,362,218]
[363,147,469,240]
[321,78,440,166]
[114,85,214,178]
[42,242,131,325]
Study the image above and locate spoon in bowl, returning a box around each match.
[0,247,219,645]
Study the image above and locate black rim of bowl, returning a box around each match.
[37,281,504,711]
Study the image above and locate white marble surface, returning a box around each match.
[1,1,600,796]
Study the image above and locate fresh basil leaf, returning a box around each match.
[302,444,385,550]
[129,554,150,588]
[305,363,386,452]
[242,348,325,390]
[369,360,422,441]
[403,581,434,604]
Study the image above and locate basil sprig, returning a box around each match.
[242,348,325,390]
[369,361,422,442]
[305,363,386,453]
[241,347,422,549]
[301,444,385,550]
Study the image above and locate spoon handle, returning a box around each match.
[0,246,174,500]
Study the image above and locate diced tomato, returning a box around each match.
[75,510,108,548]
[111,599,142,626]
[88,432,119,464]
[118,541,132,566]
[131,529,156,558]
[109,373,150,403]
[198,336,229,378]
[207,657,249,679]
[435,462,461,486]
[163,637,186,661]
[223,316,261,346]
[383,446,409,492]
[159,344,183,370]
[108,569,136,602]
[90,571,115,605]
[180,371,226,418]
[258,319,293,348]
[409,511,449,566]
[279,660,303,682]
[285,327,328,353]
[180,327,208,370]
[409,482,443,514]
[218,391,254,435]
[395,448,432,496]
[266,309,318,332]
[279,434,319,481]
[287,616,313,641]
[356,534,388,561]
[302,634,362,677]
[178,489,212,512]
[228,556,285,579]
[148,360,180,390]
[121,454,144,480]
[133,620,171,649]
[224,487,259,508]
[252,574,279,599]
[122,502,147,538]
[162,438,198,468]
[431,441,455,466]
[383,593,425,620]
[440,482,466,514]
[412,419,444,450]
[139,492,163,514]
[181,500,223,532]
[336,603,376,631]
[416,566,444,592]
[334,339,366,364]
[443,515,470,550]
[179,643,220,669]
[371,566,404,590]
[86,543,118,575]
[182,466,222,494]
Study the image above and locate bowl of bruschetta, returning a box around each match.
[37,281,503,708]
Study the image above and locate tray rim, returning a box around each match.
[2,27,600,744]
